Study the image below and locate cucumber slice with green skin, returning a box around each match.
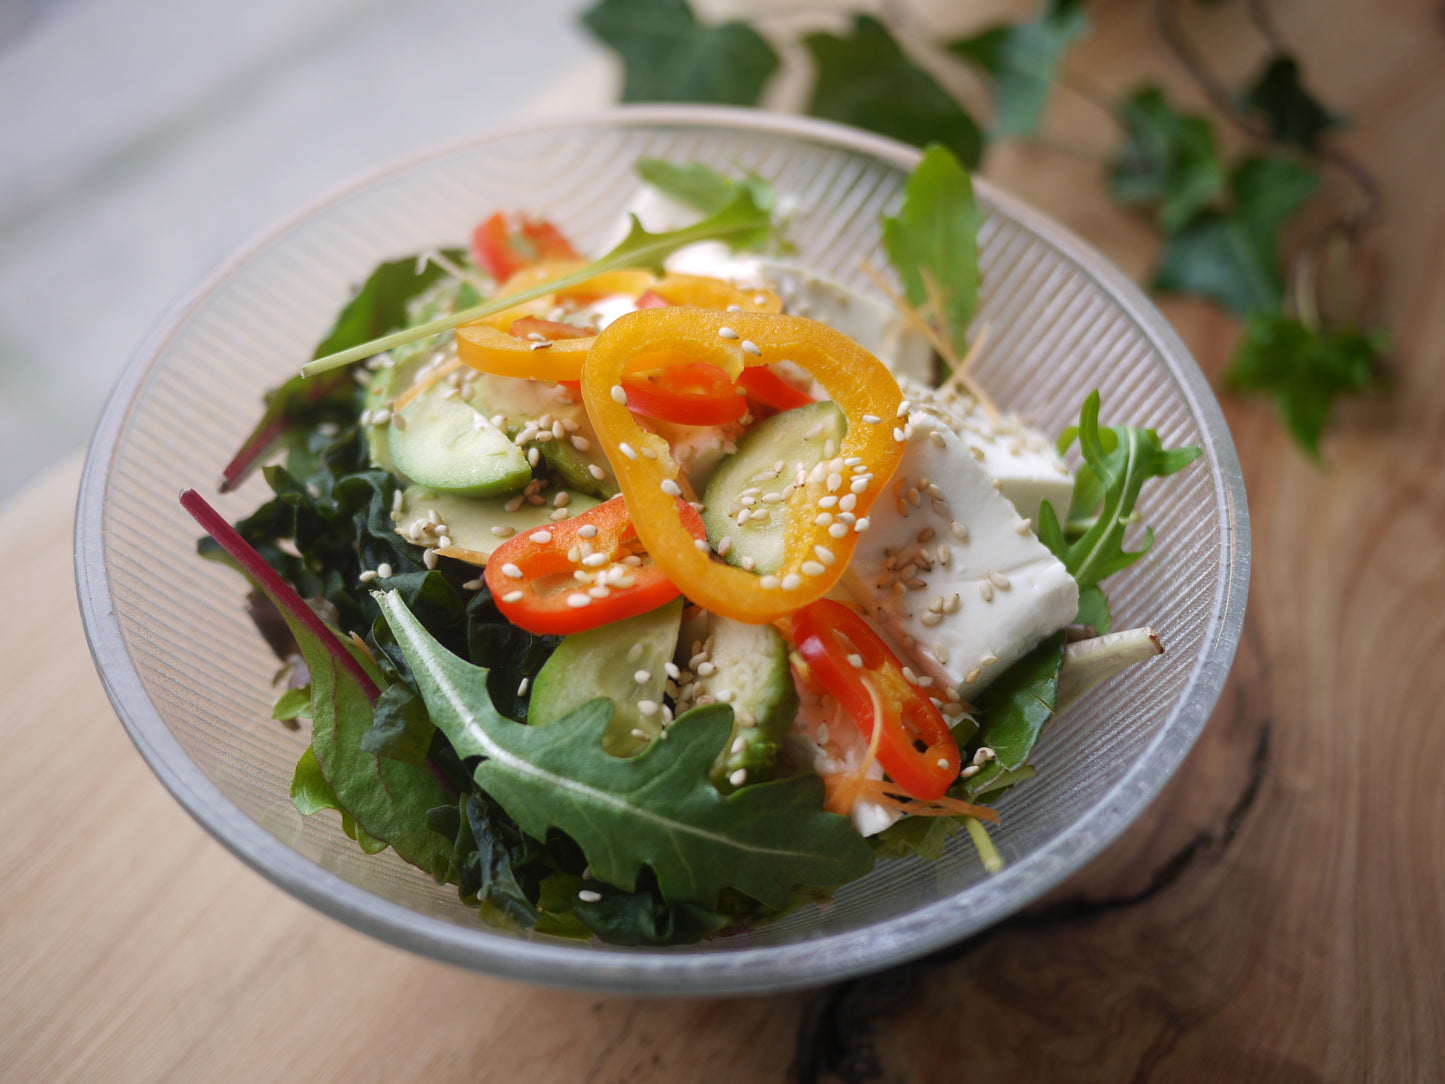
[463,373,620,499]
[388,379,531,497]
[528,598,683,757]
[681,615,799,792]
[702,401,847,575]
[396,485,600,560]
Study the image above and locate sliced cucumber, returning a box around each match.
[396,485,600,562]
[701,401,847,575]
[682,615,799,792]
[388,379,531,497]
[464,373,620,499]
[528,598,683,757]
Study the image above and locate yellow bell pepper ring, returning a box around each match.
[454,273,782,382]
[580,307,905,625]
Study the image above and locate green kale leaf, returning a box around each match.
[881,144,980,361]
[581,0,779,106]
[949,0,1089,138]
[804,15,982,170]
[1243,54,1344,152]
[377,591,874,909]
[1225,313,1386,458]
[1152,155,1319,317]
[1109,86,1226,235]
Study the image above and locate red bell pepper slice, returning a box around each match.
[737,366,815,413]
[792,599,961,801]
[471,212,580,281]
[483,495,707,635]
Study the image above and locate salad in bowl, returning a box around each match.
[180,145,1200,949]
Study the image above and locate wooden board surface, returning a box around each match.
[3,1,1443,1080]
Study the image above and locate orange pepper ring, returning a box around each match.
[580,307,905,625]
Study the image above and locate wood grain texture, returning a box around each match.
[2,1,1442,1081]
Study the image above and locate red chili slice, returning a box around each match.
[472,212,580,281]
[792,599,961,801]
[483,495,707,635]
[737,365,815,412]
[618,361,747,426]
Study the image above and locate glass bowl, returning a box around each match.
[75,106,1249,996]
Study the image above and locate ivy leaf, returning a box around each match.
[377,591,873,909]
[581,0,778,105]
[302,186,773,376]
[881,144,980,360]
[804,15,982,170]
[949,0,1089,138]
[1243,54,1344,152]
[1225,313,1386,458]
[1152,155,1319,317]
[1037,391,1202,592]
[1109,86,1226,234]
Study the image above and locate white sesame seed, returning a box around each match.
[500,563,524,579]
[582,553,608,567]
[376,563,393,578]
[529,341,552,351]
[950,521,970,543]
[554,492,571,508]
[740,340,761,357]
[960,764,981,779]
[566,592,592,608]
[893,427,907,442]
[610,384,628,404]
[630,728,650,741]
[718,327,739,340]
[728,768,748,787]
[517,676,531,696]
[862,414,882,425]
[980,653,998,666]
[619,441,637,460]
[896,400,911,418]
[570,435,591,452]
[829,523,849,538]
[588,464,607,480]
[424,549,439,570]
[502,590,524,603]
[740,556,755,571]
[801,561,826,576]
[988,570,1011,590]
[717,536,733,556]
[781,573,802,590]
[814,544,836,564]
[638,699,660,716]
[694,538,711,552]
[577,889,602,903]
[359,570,378,583]
[920,612,944,627]
[826,472,843,492]
[759,574,780,589]
[846,653,864,669]
[577,524,598,539]
[979,581,994,602]
[587,585,611,599]
[853,518,870,533]
[660,479,682,497]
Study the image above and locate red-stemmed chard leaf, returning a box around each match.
[180,488,380,701]
[217,372,352,492]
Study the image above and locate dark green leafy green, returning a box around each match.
[949,0,1089,138]
[377,591,873,909]
[1226,313,1386,458]
[360,683,435,764]
[581,0,778,106]
[1244,55,1343,152]
[972,633,1066,771]
[804,16,982,170]
[1109,86,1226,235]
[881,144,980,361]
[302,186,774,376]
[1152,155,1319,317]
[1038,391,1203,593]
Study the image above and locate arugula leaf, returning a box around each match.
[377,591,873,908]
[1225,313,1386,457]
[1109,86,1226,234]
[581,0,778,106]
[1243,54,1344,152]
[634,158,777,252]
[301,187,773,377]
[804,15,982,170]
[220,250,464,492]
[949,0,1089,138]
[973,633,1066,771]
[881,144,980,361]
[1151,155,1319,317]
[1037,391,1202,593]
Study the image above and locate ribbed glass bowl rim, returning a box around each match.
[75,105,1249,997]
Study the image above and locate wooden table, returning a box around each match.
[3,2,1442,1079]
